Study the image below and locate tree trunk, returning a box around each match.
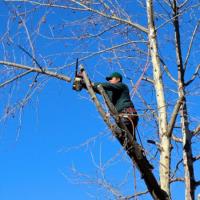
[172,2,195,199]
[146,0,170,196]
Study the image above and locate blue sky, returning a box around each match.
[0,1,200,200]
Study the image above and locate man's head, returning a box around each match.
[106,72,123,84]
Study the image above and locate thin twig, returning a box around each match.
[184,21,200,70]
[122,190,149,200]
[0,69,32,88]
[192,124,200,136]
[159,57,177,83]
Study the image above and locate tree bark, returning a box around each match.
[146,0,170,196]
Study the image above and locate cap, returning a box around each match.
[106,72,123,82]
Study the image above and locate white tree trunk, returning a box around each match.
[146,0,170,195]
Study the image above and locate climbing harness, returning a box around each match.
[119,107,138,139]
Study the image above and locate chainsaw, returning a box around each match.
[72,58,84,91]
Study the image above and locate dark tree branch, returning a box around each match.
[185,64,200,86]
[18,44,44,71]
[167,95,184,137]
[171,159,183,179]
[147,140,162,151]
[192,155,200,162]
[195,180,200,187]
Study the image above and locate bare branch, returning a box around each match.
[159,57,178,83]
[163,0,173,7]
[147,140,162,151]
[18,45,43,70]
[8,0,148,33]
[69,0,148,33]
[170,177,184,183]
[156,3,200,31]
[171,159,183,179]
[0,61,71,82]
[142,76,154,84]
[172,135,182,143]
[184,21,200,70]
[5,0,87,11]
[15,9,37,68]
[123,190,149,200]
[192,124,200,136]
[185,64,200,86]
[64,40,148,68]
[1,78,46,122]
[179,0,190,8]
[62,165,123,199]
[192,155,200,162]
[167,95,184,137]
[0,69,32,88]
[81,23,121,39]
[135,90,159,122]
[38,23,122,41]
[80,65,116,132]
[195,180,200,187]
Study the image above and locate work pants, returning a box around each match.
[119,107,138,140]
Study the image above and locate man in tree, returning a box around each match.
[91,72,139,140]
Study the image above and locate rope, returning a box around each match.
[136,127,144,150]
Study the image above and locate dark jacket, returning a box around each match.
[93,82,134,113]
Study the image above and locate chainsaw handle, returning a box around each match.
[75,58,79,76]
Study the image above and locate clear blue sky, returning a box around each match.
[0,1,200,200]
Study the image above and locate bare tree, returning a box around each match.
[0,0,200,199]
